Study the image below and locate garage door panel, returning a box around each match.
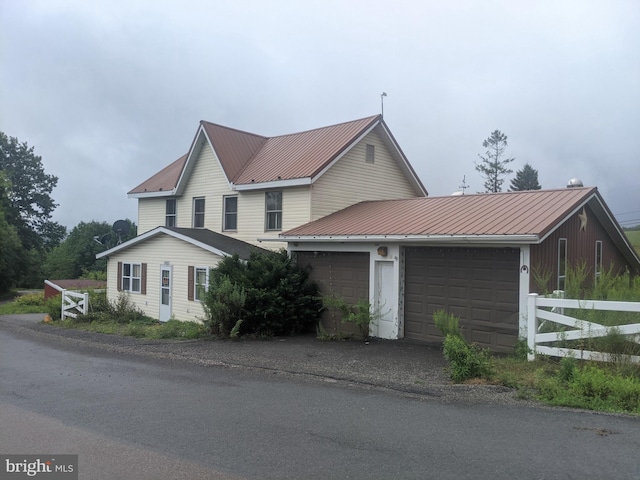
[405,247,519,353]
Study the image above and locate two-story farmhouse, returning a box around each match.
[97,115,427,322]
[97,114,639,352]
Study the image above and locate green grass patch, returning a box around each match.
[626,230,640,255]
[55,316,207,339]
[0,291,48,315]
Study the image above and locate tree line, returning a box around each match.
[0,132,135,294]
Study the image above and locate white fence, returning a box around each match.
[527,293,640,363]
[61,290,89,320]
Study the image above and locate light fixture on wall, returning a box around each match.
[377,246,388,257]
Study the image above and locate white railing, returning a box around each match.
[61,290,89,320]
[527,293,640,363]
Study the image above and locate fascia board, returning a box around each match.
[128,190,176,199]
[269,234,540,244]
[232,177,311,191]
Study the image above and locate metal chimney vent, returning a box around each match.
[567,178,584,188]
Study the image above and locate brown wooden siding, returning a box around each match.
[530,205,629,293]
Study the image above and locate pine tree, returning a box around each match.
[509,163,541,191]
[474,130,515,193]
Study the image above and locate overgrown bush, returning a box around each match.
[433,309,461,338]
[202,275,246,337]
[203,250,322,337]
[323,296,376,339]
[443,334,493,382]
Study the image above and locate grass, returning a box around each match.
[626,230,640,255]
[0,291,48,315]
[57,317,207,339]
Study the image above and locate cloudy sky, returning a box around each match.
[1,0,639,232]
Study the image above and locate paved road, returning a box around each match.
[2,318,640,479]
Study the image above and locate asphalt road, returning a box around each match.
[2,319,640,479]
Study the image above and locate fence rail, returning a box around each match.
[61,290,89,320]
[527,293,640,363]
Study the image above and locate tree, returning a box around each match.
[44,220,137,280]
[509,163,541,191]
[0,132,66,251]
[474,130,515,193]
[0,174,23,294]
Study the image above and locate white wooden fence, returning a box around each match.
[527,293,640,363]
[61,290,89,320]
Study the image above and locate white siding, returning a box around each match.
[105,234,222,323]
[311,130,419,220]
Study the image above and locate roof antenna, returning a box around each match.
[380,92,387,117]
[459,175,469,195]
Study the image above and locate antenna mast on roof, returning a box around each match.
[459,175,469,195]
[380,92,387,117]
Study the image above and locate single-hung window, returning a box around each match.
[265,191,282,231]
[193,197,205,228]
[122,262,141,293]
[223,196,238,231]
[195,267,209,301]
[165,199,176,227]
[558,238,567,291]
[595,240,603,283]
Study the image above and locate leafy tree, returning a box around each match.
[44,219,137,280]
[0,175,23,293]
[509,163,541,191]
[475,130,515,193]
[0,132,65,251]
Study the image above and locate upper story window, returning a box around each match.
[195,267,209,301]
[122,262,141,293]
[165,199,176,227]
[193,197,205,228]
[595,240,603,283]
[558,238,567,291]
[265,191,282,231]
[223,196,238,231]
[365,144,375,164]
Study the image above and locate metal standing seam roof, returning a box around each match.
[129,115,383,195]
[280,187,599,238]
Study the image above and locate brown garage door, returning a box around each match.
[404,247,519,352]
[296,251,369,336]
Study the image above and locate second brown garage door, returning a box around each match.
[404,247,519,352]
[296,251,369,337]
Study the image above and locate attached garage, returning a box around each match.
[296,251,370,336]
[405,247,519,352]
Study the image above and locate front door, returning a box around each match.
[159,265,172,322]
[375,261,396,339]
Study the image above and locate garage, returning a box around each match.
[296,251,370,336]
[404,247,520,352]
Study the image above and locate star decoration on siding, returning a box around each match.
[578,207,588,232]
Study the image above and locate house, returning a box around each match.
[279,187,640,352]
[97,115,426,323]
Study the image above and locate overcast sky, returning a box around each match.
[1,0,639,232]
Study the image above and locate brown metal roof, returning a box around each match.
[129,154,187,194]
[233,115,380,184]
[281,188,598,238]
[129,115,383,194]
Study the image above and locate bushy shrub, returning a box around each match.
[202,275,246,337]
[323,296,375,339]
[442,334,493,382]
[433,310,461,338]
[108,293,148,324]
[15,292,46,306]
[204,250,322,337]
[44,295,62,320]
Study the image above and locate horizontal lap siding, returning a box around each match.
[137,198,167,234]
[106,234,222,322]
[312,130,420,220]
[296,251,369,337]
[405,247,519,353]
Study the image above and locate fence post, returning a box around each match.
[82,292,89,315]
[60,289,66,321]
[527,293,538,361]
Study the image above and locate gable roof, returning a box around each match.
[96,227,269,260]
[128,115,427,197]
[279,187,640,269]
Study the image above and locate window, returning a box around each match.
[223,196,238,231]
[122,262,142,293]
[193,197,205,228]
[194,267,209,301]
[558,238,567,291]
[365,144,375,164]
[265,191,282,231]
[595,241,603,283]
[165,199,176,227]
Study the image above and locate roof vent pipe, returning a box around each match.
[567,178,584,188]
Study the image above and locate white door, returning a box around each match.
[159,265,172,322]
[375,261,396,339]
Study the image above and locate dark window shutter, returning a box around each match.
[117,262,122,292]
[141,263,147,295]
[188,266,194,301]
